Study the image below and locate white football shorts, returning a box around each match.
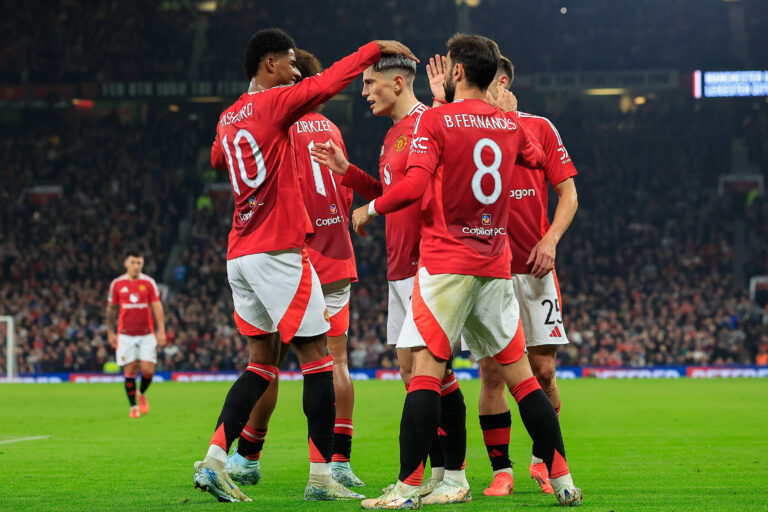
[387,275,416,346]
[227,248,329,341]
[512,271,569,347]
[116,334,157,366]
[397,267,526,364]
[322,279,351,337]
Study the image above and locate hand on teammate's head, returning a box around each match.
[486,85,517,113]
[374,41,419,63]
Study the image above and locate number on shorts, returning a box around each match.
[471,138,503,204]
[541,298,562,325]
[222,129,267,196]
[307,140,338,197]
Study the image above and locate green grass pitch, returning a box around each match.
[1,379,766,511]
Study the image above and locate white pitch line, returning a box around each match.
[0,435,51,445]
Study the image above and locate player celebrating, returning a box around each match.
[225,49,365,489]
[352,34,582,509]
[192,28,416,503]
[310,54,469,504]
[106,249,165,418]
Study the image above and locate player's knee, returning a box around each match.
[479,359,505,392]
[534,364,557,394]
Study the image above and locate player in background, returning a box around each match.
[352,34,582,509]
[428,52,579,497]
[106,249,165,418]
[193,28,416,503]
[310,55,469,504]
[225,49,365,489]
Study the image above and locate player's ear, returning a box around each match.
[393,74,404,93]
[263,55,276,74]
[499,75,509,88]
[453,62,463,82]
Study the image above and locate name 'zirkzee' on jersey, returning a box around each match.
[107,273,161,336]
[405,99,545,279]
[290,111,357,285]
[507,112,577,274]
[210,42,381,260]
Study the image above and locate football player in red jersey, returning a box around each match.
[353,34,582,509]
[192,28,417,503]
[106,249,166,418]
[224,49,365,490]
[428,52,580,497]
[311,55,469,503]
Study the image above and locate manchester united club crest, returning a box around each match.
[324,309,330,322]
[330,204,338,214]
[139,284,147,291]
[395,134,409,152]
[482,213,492,225]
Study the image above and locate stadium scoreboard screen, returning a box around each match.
[693,70,768,98]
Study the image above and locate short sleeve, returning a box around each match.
[405,110,440,175]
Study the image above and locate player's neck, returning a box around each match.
[389,92,420,124]
[248,75,276,93]
[453,83,486,102]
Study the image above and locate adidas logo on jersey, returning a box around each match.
[120,286,129,293]
[549,326,563,338]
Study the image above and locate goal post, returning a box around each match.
[1,316,15,382]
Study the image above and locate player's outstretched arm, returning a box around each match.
[311,141,383,201]
[527,177,578,278]
[351,167,431,233]
[275,40,417,128]
[426,54,447,106]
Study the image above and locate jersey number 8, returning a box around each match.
[471,138,502,205]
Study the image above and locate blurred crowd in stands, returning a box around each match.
[2,0,768,375]
[3,0,767,84]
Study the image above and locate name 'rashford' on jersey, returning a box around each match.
[507,112,577,274]
[290,111,357,285]
[405,99,545,279]
[210,42,381,260]
[107,273,160,336]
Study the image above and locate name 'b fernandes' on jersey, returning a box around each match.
[406,99,545,279]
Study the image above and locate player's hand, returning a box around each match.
[527,234,556,279]
[311,140,349,175]
[374,40,419,63]
[426,54,447,102]
[107,331,117,349]
[351,204,374,235]
[156,331,167,347]
[486,84,517,113]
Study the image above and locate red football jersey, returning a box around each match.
[290,112,357,285]
[107,273,160,336]
[405,99,545,279]
[378,102,428,280]
[210,42,381,260]
[508,113,577,274]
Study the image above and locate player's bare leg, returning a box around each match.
[328,333,364,487]
[227,340,288,486]
[194,333,281,502]
[123,361,140,418]
[477,357,515,496]
[497,354,581,506]
[292,334,365,501]
[527,345,560,494]
[137,360,155,415]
